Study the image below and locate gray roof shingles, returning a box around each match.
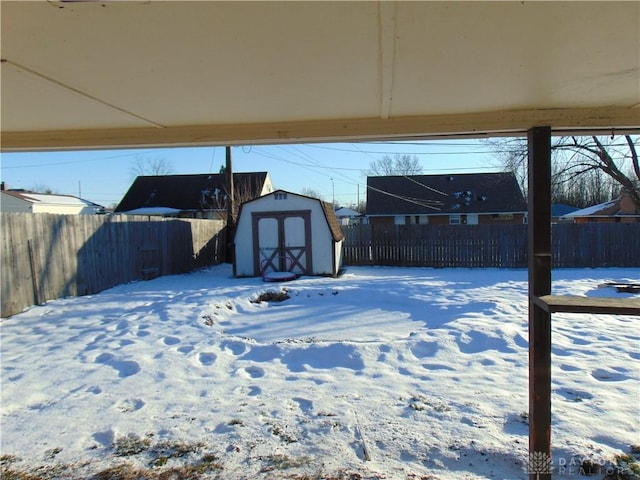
[366,172,526,216]
[115,172,268,213]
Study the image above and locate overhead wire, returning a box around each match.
[1,149,174,169]
[257,145,448,211]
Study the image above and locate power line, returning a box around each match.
[304,144,493,155]
[254,146,449,210]
[1,149,174,169]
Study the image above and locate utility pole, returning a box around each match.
[331,178,335,208]
[225,146,235,264]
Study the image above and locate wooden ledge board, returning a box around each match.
[533,295,640,316]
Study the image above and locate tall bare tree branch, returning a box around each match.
[368,154,423,176]
[486,135,639,209]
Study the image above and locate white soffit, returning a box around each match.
[1,1,638,151]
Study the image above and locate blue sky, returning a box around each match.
[0,139,503,208]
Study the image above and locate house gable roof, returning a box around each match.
[1,190,102,208]
[114,172,269,213]
[366,172,526,216]
[551,203,579,217]
[335,207,360,217]
[562,198,639,219]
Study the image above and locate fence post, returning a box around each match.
[27,239,41,306]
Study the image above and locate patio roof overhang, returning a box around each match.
[1,1,638,152]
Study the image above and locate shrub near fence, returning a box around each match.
[1,213,226,317]
[342,223,640,268]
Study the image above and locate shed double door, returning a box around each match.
[253,211,312,276]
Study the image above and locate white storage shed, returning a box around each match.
[234,191,344,278]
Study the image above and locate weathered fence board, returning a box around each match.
[343,223,639,268]
[1,213,226,317]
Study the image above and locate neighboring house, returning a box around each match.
[560,189,640,223]
[234,190,344,278]
[366,172,527,225]
[0,187,105,215]
[334,207,361,226]
[551,203,579,223]
[114,172,273,218]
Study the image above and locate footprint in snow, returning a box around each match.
[198,352,217,366]
[117,398,145,413]
[244,366,265,378]
[421,363,456,371]
[591,367,631,382]
[249,386,262,396]
[559,363,581,372]
[410,340,439,359]
[292,397,313,414]
[92,429,115,447]
[94,353,141,378]
[162,336,180,346]
[221,340,247,355]
[555,388,593,402]
[114,320,129,331]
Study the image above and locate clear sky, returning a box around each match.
[0,139,505,209]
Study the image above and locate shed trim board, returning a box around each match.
[251,210,313,277]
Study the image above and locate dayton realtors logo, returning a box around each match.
[525,451,553,478]
[524,452,636,477]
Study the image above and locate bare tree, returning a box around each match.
[486,135,639,209]
[30,184,56,194]
[299,188,325,200]
[206,178,261,223]
[368,154,423,176]
[130,155,175,178]
[354,200,367,214]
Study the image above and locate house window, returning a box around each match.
[274,193,288,200]
[449,214,461,225]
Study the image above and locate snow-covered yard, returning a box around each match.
[1,265,638,479]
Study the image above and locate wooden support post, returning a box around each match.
[225,146,235,264]
[528,126,553,479]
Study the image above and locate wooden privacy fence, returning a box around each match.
[342,223,640,268]
[1,213,226,317]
